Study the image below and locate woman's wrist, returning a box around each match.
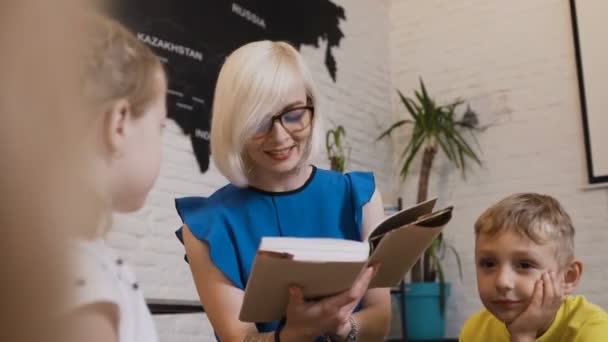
[330,316,357,341]
[333,320,351,340]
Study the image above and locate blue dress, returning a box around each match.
[175,166,375,337]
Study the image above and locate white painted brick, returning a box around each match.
[390,0,608,338]
[108,1,608,340]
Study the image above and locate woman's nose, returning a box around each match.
[268,120,290,141]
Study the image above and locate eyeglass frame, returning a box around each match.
[253,104,315,138]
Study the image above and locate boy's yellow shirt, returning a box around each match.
[460,295,608,342]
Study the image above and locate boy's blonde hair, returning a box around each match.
[81,14,165,118]
[475,193,575,266]
[211,40,323,187]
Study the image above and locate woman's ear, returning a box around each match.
[561,259,583,295]
[103,98,131,157]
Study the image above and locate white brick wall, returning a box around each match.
[389,0,608,338]
[108,1,608,340]
[108,1,394,341]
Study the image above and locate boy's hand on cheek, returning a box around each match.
[507,272,564,342]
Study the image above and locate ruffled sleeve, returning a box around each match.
[345,171,375,234]
[175,196,244,289]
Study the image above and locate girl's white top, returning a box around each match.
[68,239,158,342]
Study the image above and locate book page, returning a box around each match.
[368,197,437,243]
[259,237,369,262]
[366,206,453,287]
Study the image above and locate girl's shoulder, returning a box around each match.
[67,239,158,342]
[67,239,145,308]
[69,239,124,305]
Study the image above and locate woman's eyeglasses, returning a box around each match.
[253,105,314,138]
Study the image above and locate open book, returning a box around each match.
[239,198,453,323]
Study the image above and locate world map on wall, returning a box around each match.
[112,0,346,173]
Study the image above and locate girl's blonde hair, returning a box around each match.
[475,193,576,266]
[79,14,166,236]
[211,40,323,187]
[81,14,166,117]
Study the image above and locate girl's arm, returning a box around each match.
[65,303,119,342]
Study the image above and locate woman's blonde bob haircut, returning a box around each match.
[210,40,323,187]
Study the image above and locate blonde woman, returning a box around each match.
[176,41,390,341]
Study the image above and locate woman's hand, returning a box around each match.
[281,264,379,341]
[508,272,564,342]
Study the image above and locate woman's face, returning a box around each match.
[243,83,313,179]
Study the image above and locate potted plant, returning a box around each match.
[326,125,349,173]
[378,78,484,339]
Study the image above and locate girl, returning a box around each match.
[65,14,167,342]
[176,41,391,341]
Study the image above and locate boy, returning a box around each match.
[460,193,608,342]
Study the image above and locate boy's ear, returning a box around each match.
[562,259,583,295]
[103,98,131,157]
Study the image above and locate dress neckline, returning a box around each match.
[246,166,317,196]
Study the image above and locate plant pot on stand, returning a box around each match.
[378,78,485,340]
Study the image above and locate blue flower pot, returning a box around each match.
[405,282,451,340]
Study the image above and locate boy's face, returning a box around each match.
[475,230,563,324]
